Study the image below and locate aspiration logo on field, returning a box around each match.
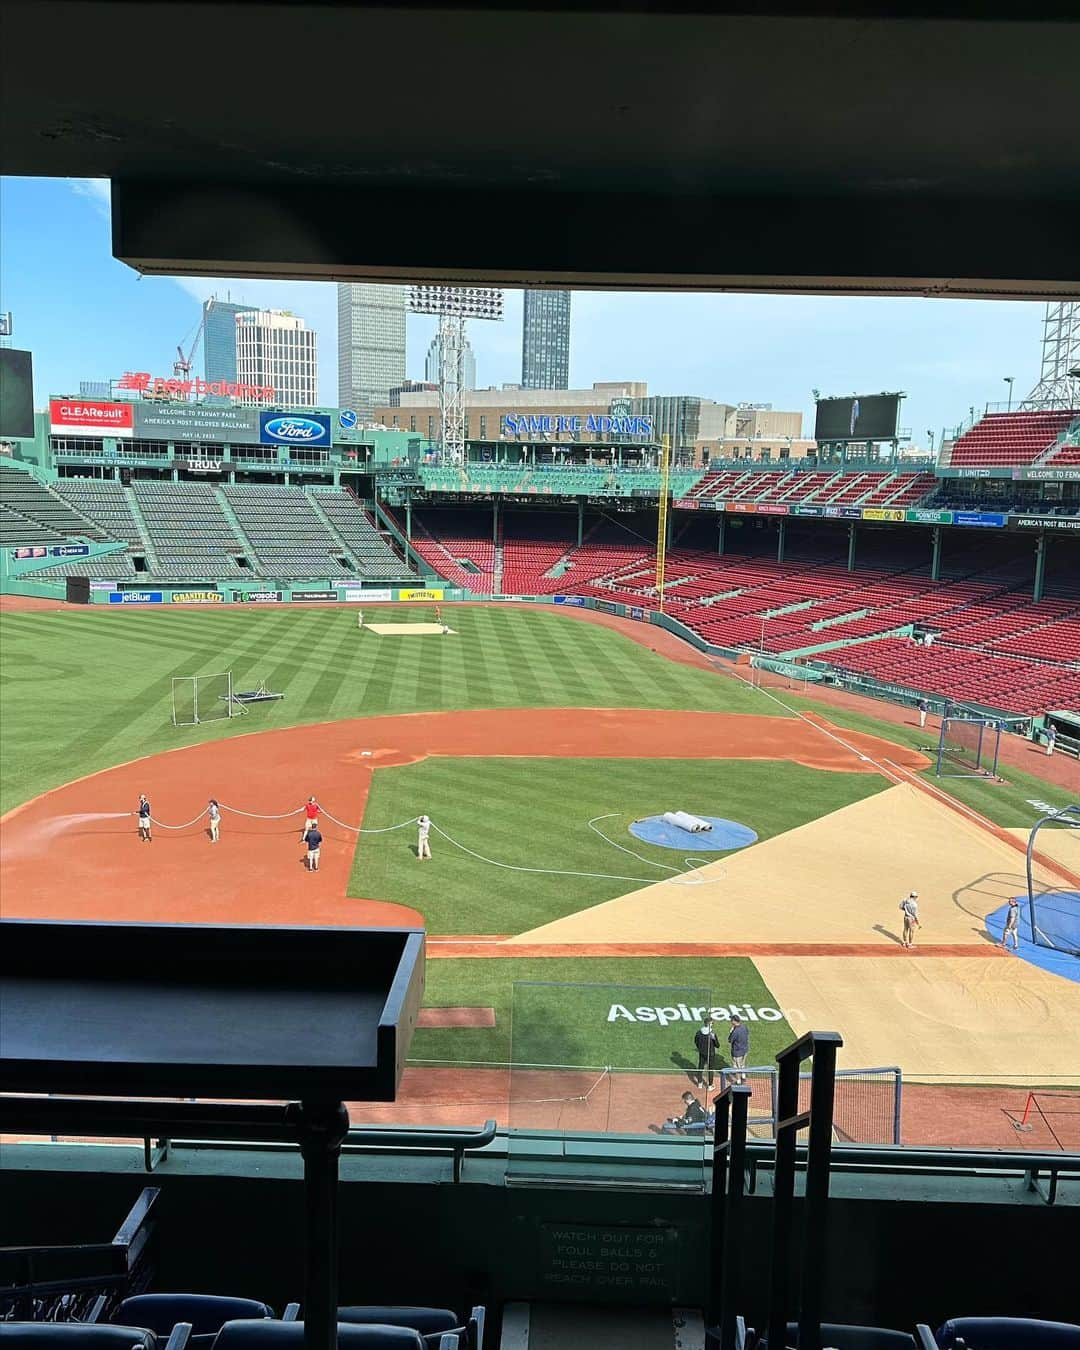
[259,412,331,448]
[607,1003,797,1026]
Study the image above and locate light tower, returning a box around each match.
[1021,303,1080,410]
[407,286,503,461]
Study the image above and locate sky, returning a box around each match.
[0,175,1049,448]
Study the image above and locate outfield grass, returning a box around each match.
[350,756,887,932]
[0,606,768,813]
[411,955,792,1070]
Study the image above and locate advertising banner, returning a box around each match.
[241,590,282,603]
[793,505,825,517]
[728,502,758,514]
[50,544,91,557]
[554,595,587,607]
[399,588,445,602]
[906,509,954,525]
[1013,466,1080,482]
[108,591,163,604]
[953,511,1007,529]
[862,508,906,522]
[12,546,47,560]
[1010,515,1080,531]
[170,591,224,604]
[292,590,339,601]
[133,404,260,444]
[341,588,393,603]
[596,600,618,615]
[629,606,646,621]
[824,505,864,519]
[756,504,790,516]
[674,499,698,510]
[259,412,332,449]
[50,398,134,438]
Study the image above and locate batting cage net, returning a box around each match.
[1026,805,1080,957]
[936,711,1001,778]
[171,671,240,726]
[716,1065,902,1144]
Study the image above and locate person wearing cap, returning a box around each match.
[417,813,432,860]
[728,1014,750,1084]
[900,891,921,949]
[1002,896,1020,951]
[137,793,152,843]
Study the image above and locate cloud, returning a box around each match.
[66,178,111,219]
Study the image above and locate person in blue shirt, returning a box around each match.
[304,826,323,871]
[728,1015,749,1084]
[137,794,151,843]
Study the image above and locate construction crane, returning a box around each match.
[172,299,214,393]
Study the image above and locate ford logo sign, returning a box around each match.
[339,409,358,430]
[265,416,325,442]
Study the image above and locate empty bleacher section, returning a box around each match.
[0,464,109,542]
[306,489,411,578]
[946,408,1079,467]
[221,484,357,580]
[408,509,497,593]
[55,480,144,547]
[0,502,64,547]
[684,466,937,509]
[134,482,249,580]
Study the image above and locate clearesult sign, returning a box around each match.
[133,403,260,445]
[50,398,133,438]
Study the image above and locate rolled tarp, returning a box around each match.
[661,810,713,834]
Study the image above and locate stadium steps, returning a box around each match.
[214,488,263,573]
[493,543,504,593]
[300,491,364,572]
[122,488,161,572]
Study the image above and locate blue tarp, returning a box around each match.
[628,814,758,852]
[985,893,1080,984]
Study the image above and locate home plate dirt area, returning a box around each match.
[3,704,1077,1149]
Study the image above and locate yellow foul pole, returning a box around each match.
[656,433,671,612]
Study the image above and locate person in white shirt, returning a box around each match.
[208,798,221,844]
[417,814,432,860]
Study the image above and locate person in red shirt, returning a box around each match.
[300,795,320,842]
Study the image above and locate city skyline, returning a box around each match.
[337,283,406,420]
[521,289,571,390]
[0,177,1053,445]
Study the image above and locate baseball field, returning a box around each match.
[2,598,1078,1148]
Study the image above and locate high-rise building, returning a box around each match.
[202,296,251,395]
[337,284,406,420]
[235,310,318,406]
[424,334,476,390]
[521,290,571,389]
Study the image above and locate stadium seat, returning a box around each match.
[934,1317,1080,1348]
[338,1308,480,1350]
[116,1296,275,1349]
[209,1321,443,1350]
[0,1326,176,1350]
[758,1324,921,1348]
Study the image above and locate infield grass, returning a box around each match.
[350,756,888,933]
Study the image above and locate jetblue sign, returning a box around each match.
[259,412,331,448]
[503,412,654,439]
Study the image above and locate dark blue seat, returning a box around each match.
[760,1325,917,1348]
[337,1308,481,1350]
[936,1318,1080,1349]
[0,1326,159,1350]
[211,1321,435,1350]
[117,1296,274,1350]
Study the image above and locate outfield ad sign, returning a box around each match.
[953,511,1007,528]
[292,590,338,601]
[341,589,393,603]
[1011,514,1080,531]
[259,412,332,448]
[399,588,445,601]
[241,590,282,603]
[170,591,224,604]
[554,595,587,607]
[108,591,163,604]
